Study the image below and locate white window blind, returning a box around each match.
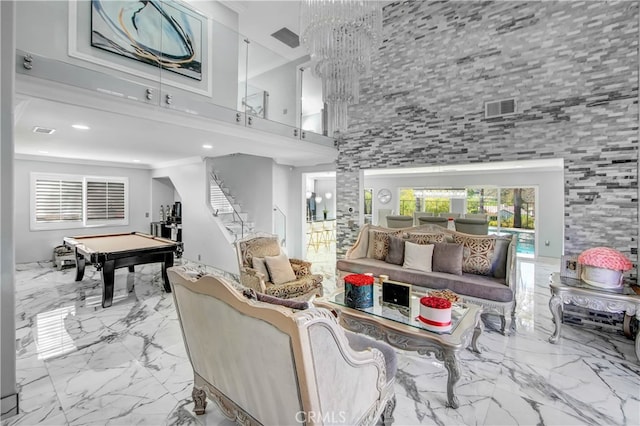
[31,173,128,230]
[86,181,126,221]
[34,179,83,223]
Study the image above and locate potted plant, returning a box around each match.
[323,207,328,220]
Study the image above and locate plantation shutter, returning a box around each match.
[86,181,126,221]
[35,179,83,223]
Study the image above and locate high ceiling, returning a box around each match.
[14,1,335,168]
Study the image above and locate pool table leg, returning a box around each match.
[101,260,115,308]
[74,249,85,282]
[162,253,174,293]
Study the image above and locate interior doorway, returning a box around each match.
[303,171,336,284]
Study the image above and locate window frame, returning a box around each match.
[30,173,129,231]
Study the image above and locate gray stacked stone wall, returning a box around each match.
[336,1,639,279]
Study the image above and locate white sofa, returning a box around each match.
[167,266,397,425]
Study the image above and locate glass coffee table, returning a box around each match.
[548,273,640,362]
[316,284,483,408]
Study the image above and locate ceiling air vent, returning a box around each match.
[271,27,300,48]
[485,98,516,118]
[32,126,56,134]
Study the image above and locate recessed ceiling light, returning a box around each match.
[132,159,141,163]
[32,126,55,134]
[72,124,90,130]
[38,150,49,154]
[202,144,213,149]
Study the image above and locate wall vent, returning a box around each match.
[32,126,56,134]
[485,98,516,118]
[271,27,300,48]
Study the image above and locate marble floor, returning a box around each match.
[3,253,639,426]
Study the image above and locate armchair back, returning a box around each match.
[168,266,395,425]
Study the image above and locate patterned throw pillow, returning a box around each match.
[407,232,446,245]
[367,230,403,260]
[451,233,497,275]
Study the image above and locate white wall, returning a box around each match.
[364,169,564,258]
[13,159,153,263]
[152,159,238,274]
[209,154,274,233]
[151,178,177,222]
[272,163,292,247]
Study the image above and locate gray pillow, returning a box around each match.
[491,237,511,279]
[432,243,464,276]
[385,236,405,265]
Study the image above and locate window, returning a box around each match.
[31,173,128,230]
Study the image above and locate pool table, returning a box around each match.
[63,232,183,308]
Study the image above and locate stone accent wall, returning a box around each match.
[336,1,639,278]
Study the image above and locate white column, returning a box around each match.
[0,0,17,419]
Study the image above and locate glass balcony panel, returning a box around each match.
[300,66,326,136]
[157,2,246,123]
[244,37,300,128]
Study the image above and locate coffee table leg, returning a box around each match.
[471,321,483,353]
[444,353,460,409]
[548,294,562,344]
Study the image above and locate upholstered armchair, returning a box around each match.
[167,267,396,425]
[235,233,323,299]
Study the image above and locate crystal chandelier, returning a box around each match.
[300,0,383,134]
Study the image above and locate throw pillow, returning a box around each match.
[385,236,406,265]
[242,288,309,310]
[432,243,464,275]
[407,232,446,245]
[491,236,512,279]
[403,241,434,272]
[366,230,403,260]
[252,257,270,280]
[451,233,497,276]
[264,252,297,285]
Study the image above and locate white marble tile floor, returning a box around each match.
[2,255,639,425]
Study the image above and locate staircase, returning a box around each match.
[209,171,254,241]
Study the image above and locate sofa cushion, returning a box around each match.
[252,257,270,280]
[403,242,434,272]
[432,243,463,276]
[344,330,397,381]
[407,232,446,245]
[336,258,512,302]
[265,252,297,285]
[385,236,405,265]
[451,233,496,276]
[366,229,403,260]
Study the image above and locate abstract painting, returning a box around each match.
[91,0,202,80]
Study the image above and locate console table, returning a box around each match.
[548,273,640,362]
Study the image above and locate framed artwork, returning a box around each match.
[91,0,203,81]
[561,255,581,280]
